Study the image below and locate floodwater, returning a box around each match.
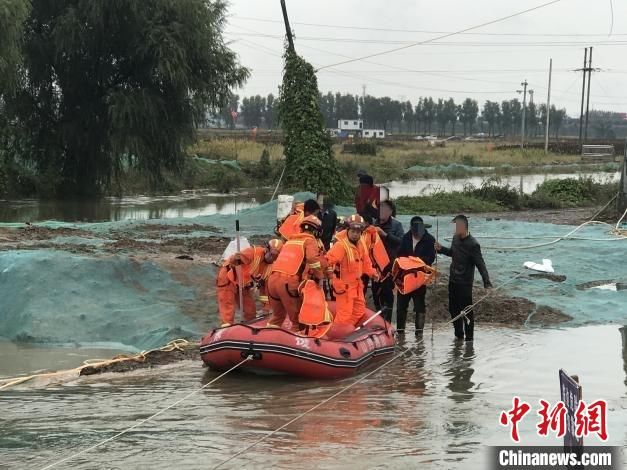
[0,171,618,224]
[385,171,620,198]
[2,324,626,469]
[0,191,262,224]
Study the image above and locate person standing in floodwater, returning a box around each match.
[397,216,436,337]
[372,200,404,324]
[435,215,492,342]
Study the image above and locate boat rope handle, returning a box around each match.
[39,355,253,470]
[214,269,527,469]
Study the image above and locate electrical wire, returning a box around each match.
[315,0,565,70]
[229,32,627,48]
[231,15,627,38]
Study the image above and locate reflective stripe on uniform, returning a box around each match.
[271,239,306,276]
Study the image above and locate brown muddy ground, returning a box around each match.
[79,342,200,375]
[476,205,615,226]
[422,275,571,327]
[0,223,231,259]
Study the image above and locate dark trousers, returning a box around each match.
[448,282,474,341]
[372,276,395,323]
[396,286,426,334]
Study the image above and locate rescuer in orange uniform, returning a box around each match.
[216,239,284,327]
[358,215,390,297]
[326,214,377,327]
[277,199,321,240]
[266,215,326,330]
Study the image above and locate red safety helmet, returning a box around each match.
[300,215,322,237]
[346,214,366,231]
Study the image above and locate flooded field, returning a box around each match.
[0,171,618,224]
[1,324,625,469]
[0,192,261,224]
[385,171,619,198]
[1,183,625,470]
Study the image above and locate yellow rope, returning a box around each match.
[0,339,193,391]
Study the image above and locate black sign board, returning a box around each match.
[559,369,583,468]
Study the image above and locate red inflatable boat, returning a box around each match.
[200,308,396,380]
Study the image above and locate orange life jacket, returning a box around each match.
[298,280,333,338]
[278,212,304,240]
[327,231,372,285]
[360,226,390,274]
[271,232,321,277]
[391,256,437,295]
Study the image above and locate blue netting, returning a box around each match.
[0,250,210,351]
[399,215,627,326]
[0,193,625,352]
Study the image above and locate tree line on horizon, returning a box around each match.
[219,92,627,140]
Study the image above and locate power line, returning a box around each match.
[231,15,627,38]
[227,18,627,106]
[316,0,568,69]
[229,25,567,90]
[228,32,627,47]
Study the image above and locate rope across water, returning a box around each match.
[213,270,519,469]
[38,355,253,470]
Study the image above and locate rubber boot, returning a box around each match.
[396,307,407,334]
[415,311,426,337]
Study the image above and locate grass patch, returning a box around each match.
[113,157,251,195]
[395,177,618,215]
[188,139,284,162]
[396,191,503,214]
[526,177,618,209]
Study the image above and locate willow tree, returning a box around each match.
[0,0,30,194]
[5,0,247,197]
[277,50,349,201]
[0,0,29,94]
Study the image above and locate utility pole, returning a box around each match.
[545,58,553,153]
[584,47,593,142]
[280,0,295,52]
[578,48,588,146]
[518,80,528,149]
[361,84,366,122]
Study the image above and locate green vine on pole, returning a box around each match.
[277,49,350,202]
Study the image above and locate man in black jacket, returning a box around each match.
[372,200,404,323]
[435,215,492,342]
[320,201,338,251]
[397,216,436,336]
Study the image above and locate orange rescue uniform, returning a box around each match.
[326,231,376,326]
[267,232,326,329]
[216,246,273,325]
[360,225,390,275]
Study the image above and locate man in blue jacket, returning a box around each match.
[397,216,436,337]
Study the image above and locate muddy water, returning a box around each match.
[2,324,625,469]
[1,171,618,224]
[0,192,263,224]
[385,171,620,198]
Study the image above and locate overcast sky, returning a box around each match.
[223,0,627,116]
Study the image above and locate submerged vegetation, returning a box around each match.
[396,177,619,215]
